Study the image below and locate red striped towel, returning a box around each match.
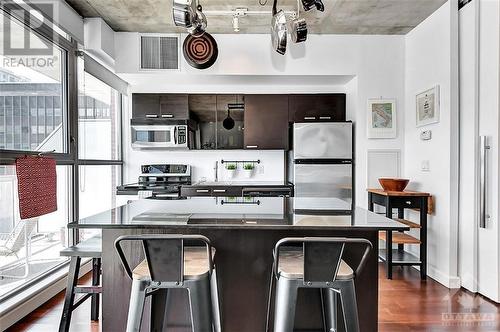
[15,156,57,219]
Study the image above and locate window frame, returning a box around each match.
[0,3,124,301]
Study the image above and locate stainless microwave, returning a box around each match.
[131,124,190,149]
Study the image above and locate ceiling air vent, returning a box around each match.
[140,36,179,70]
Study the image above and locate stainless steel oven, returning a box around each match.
[131,124,189,149]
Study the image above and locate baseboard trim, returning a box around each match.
[0,261,91,330]
[427,265,461,288]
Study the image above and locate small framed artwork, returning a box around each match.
[367,99,397,139]
[416,85,440,127]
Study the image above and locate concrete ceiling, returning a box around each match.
[66,0,447,34]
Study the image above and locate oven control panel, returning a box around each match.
[141,164,190,176]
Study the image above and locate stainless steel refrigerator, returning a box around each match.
[289,121,354,214]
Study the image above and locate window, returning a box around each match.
[78,71,121,160]
[77,56,123,224]
[0,7,125,302]
[0,165,70,299]
[0,13,67,153]
[78,164,121,241]
[79,165,121,219]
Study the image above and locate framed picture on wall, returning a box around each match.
[416,85,440,127]
[367,99,397,139]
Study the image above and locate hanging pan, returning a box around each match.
[187,5,207,37]
[290,0,307,43]
[183,32,218,69]
[271,0,287,55]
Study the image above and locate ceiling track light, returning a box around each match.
[201,7,298,33]
[232,15,240,32]
[232,8,247,32]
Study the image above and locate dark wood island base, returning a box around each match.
[71,199,408,332]
[102,228,378,332]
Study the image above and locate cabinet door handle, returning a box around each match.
[196,189,210,193]
[319,116,331,120]
[213,189,226,193]
[304,116,316,120]
[162,114,174,118]
[145,114,158,118]
[246,145,258,149]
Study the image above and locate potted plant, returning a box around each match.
[243,163,255,178]
[225,163,237,178]
[226,196,237,202]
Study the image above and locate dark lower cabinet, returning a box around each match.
[289,94,346,122]
[180,186,242,197]
[244,95,289,150]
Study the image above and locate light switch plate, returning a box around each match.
[421,130,432,140]
[421,160,430,171]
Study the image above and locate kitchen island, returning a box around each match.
[69,197,408,332]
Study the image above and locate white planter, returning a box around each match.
[243,169,254,178]
[226,169,237,178]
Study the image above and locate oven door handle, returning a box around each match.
[242,187,292,197]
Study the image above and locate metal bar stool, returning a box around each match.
[115,234,221,332]
[266,237,372,332]
[59,235,102,332]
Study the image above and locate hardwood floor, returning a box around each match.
[6,264,500,332]
[379,266,500,331]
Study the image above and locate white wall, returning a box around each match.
[404,0,460,288]
[84,18,116,68]
[116,33,406,203]
[124,149,286,184]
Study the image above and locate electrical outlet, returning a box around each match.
[421,160,430,172]
[420,130,432,140]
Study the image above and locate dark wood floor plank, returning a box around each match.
[7,264,500,331]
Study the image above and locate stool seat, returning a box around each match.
[60,236,102,258]
[132,247,215,280]
[278,248,354,280]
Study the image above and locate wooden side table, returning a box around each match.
[367,189,430,280]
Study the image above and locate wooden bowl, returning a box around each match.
[378,178,409,192]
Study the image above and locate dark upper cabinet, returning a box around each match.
[216,94,244,149]
[159,94,189,119]
[132,93,161,118]
[289,94,346,122]
[188,94,244,150]
[244,95,289,150]
[189,94,217,149]
[132,93,189,119]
